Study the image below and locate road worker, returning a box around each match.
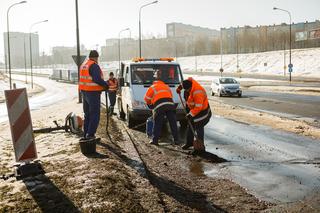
[107,72,118,116]
[144,70,179,145]
[79,50,109,141]
[176,77,212,150]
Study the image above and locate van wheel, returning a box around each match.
[126,106,135,128]
[117,99,125,120]
[211,90,215,96]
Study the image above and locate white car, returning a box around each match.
[211,77,242,97]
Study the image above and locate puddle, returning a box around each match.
[203,116,320,203]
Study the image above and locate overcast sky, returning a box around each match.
[0,0,319,61]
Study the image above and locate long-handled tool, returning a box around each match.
[105,90,109,132]
[178,93,205,152]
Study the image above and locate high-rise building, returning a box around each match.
[3,32,39,68]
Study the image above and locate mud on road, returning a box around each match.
[103,115,272,212]
[1,108,272,212]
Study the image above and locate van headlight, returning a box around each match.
[132,100,146,109]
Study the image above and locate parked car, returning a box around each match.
[211,77,242,97]
[117,58,187,128]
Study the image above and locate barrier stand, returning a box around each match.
[5,88,45,179]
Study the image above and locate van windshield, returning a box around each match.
[131,64,181,85]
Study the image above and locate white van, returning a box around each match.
[117,58,187,128]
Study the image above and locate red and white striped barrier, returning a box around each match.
[5,88,37,162]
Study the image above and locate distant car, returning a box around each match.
[211,77,242,97]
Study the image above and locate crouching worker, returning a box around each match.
[78,50,109,141]
[176,77,212,151]
[144,70,179,145]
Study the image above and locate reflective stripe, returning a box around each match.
[153,101,175,111]
[194,110,211,123]
[150,87,171,98]
[79,82,100,86]
[145,96,152,100]
[151,86,157,95]
[192,89,206,96]
[195,104,203,107]
[157,89,171,94]
[189,102,195,105]
[80,76,93,80]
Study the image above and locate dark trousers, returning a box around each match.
[186,124,204,146]
[108,91,116,107]
[82,91,101,137]
[108,91,116,113]
[153,110,178,143]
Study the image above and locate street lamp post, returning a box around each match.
[118,28,130,72]
[273,7,292,82]
[7,1,27,89]
[139,0,158,58]
[220,28,223,77]
[23,35,27,84]
[236,27,239,72]
[29,20,48,89]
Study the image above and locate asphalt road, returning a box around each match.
[204,116,320,203]
[211,90,320,121]
[0,75,77,123]
[201,82,320,121]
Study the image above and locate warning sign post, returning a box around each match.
[5,88,44,179]
[5,88,37,162]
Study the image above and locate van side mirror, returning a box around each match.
[119,77,124,87]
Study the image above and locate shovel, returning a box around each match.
[178,93,205,152]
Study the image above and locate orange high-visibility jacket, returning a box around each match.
[187,77,209,117]
[107,78,118,92]
[144,80,175,111]
[79,59,105,91]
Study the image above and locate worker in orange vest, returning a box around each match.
[107,72,118,116]
[79,50,109,141]
[144,70,179,145]
[176,77,212,150]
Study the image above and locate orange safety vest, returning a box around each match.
[144,80,175,111]
[187,77,209,118]
[107,78,118,92]
[79,59,105,91]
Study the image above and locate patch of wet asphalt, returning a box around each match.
[203,115,320,203]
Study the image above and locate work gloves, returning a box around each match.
[176,84,183,94]
[186,113,193,122]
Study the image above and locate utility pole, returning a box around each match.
[75,0,82,103]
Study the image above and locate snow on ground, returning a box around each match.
[177,47,320,77]
[0,73,44,103]
[4,47,318,78]
[101,47,320,78]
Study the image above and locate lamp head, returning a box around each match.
[19,1,27,4]
[273,7,278,10]
[152,0,158,4]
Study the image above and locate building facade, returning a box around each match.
[3,32,39,68]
